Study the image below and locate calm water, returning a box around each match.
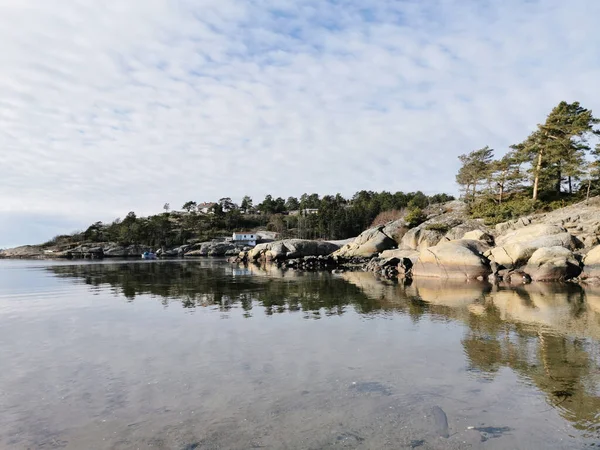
[1,259,600,449]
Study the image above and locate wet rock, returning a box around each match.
[430,406,449,438]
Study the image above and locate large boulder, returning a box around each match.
[495,224,566,247]
[400,227,446,251]
[488,232,581,269]
[462,229,495,246]
[379,248,420,265]
[582,245,600,281]
[443,220,490,242]
[332,227,396,258]
[412,239,491,280]
[523,246,581,281]
[382,219,409,245]
[246,239,339,261]
[186,241,243,257]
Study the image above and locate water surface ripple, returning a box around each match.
[1,259,599,449]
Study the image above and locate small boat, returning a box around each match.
[141,251,157,260]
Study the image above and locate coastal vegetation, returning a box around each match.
[43,191,454,249]
[457,101,600,224]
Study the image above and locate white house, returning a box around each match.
[232,232,257,246]
[197,202,216,214]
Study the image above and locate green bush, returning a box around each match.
[468,198,539,225]
[405,207,427,228]
[425,223,450,233]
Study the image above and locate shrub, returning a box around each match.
[425,223,450,233]
[369,209,405,228]
[468,198,539,225]
[405,207,427,228]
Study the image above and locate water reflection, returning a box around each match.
[45,261,600,438]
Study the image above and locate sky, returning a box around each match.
[1,0,600,247]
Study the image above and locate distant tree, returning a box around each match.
[182,201,197,213]
[300,193,320,209]
[219,197,236,212]
[258,195,275,214]
[456,146,494,202]
[240,196,253,213]
[407,191,429,209]
[163,203,170,213]
[285,196,300,211]
[273,197,286,214]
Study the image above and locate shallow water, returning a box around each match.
[1,258,600,449]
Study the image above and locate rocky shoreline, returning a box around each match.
[3,198,600,285]
[229,198,600,285]
[0,240,253,260]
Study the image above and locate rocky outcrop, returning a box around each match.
[488,224,582,268]
[462,229,495,246]
[443,220,490,242]
[400,227,446,251]
[185,241,247,257]
[523,246,581,281]
[412,239,491,280]
[495,197,600,248]
[104,244,151,257]
[243,239,340,262]
[378,248,420,264]
[582,245,600,281]
[332,226,396,258]
[0,245,45,259]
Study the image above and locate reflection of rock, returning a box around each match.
[409,278,490,307]
[523,246,581,281]
[413,239,491,280]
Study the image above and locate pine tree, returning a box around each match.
[513,101,598,200]
[456,146,494,202]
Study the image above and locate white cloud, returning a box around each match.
[1,0,600,245]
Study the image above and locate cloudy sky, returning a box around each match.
[1,0,599,247]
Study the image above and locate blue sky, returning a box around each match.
[1,0,600,247]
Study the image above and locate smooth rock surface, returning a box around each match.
[412,239,491,280]
[489,232,581,269]
[246,239,339,261]
[524,246,581,281]
[582,245,600,281]
[332,227,396,258]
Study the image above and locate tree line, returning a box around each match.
[456,101,600,223]
[46,190,454,249]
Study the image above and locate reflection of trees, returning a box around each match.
[45,261,378,317]
[46,261,600,435]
